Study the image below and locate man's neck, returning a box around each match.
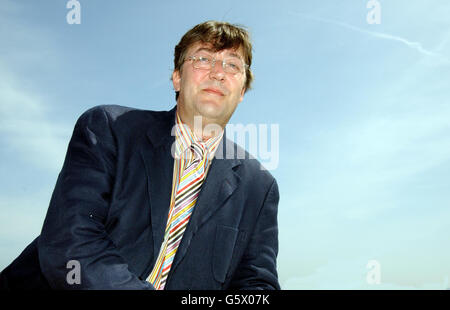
[176,110,224,142]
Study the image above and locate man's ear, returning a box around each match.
[239,87,246,103]
[172,70,181,91]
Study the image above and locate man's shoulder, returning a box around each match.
[72,104,176,146]
[76,104,175,136]
[80,104,173,123]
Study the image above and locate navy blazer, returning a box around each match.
[0,105,280,290]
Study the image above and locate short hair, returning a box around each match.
[173,20,254,100]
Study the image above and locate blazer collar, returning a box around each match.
[145,106,177,148]
[140,106,177,267]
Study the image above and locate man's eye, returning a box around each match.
[198,57,210,63]
[227,61,241,71]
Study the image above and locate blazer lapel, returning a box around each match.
[169,134,241,276]
[139,107,176,261]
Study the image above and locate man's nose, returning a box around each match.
[209,59,226,80]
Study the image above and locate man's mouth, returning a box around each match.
[202,88,225,96]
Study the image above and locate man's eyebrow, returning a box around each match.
[192,47,215,54]
[193,47,243,60]
[227,52,243,60]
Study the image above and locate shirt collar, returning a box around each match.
[174,110,224,160]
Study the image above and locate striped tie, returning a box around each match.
[149,141,208,289]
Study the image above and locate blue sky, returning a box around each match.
[1,0,449,289]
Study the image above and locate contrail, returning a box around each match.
[289,11,450,63]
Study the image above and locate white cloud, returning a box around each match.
[0,69,71,172]
[288,11,450,64]
[0,0,71,173]
[0,69,68,268]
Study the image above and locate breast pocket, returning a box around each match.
[212,224,239,283]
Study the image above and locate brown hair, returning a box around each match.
[173,20,254,100]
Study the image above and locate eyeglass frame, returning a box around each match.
[185,54,249,75]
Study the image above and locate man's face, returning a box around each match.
[172,42,247,128]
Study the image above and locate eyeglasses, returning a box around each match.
[187,54,248,75]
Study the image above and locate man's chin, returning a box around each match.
[195,102,225,122]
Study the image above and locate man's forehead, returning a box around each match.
[187,42,245,59]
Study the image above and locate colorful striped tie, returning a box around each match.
[148,141,208,289]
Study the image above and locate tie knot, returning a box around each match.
[190,142,206,161]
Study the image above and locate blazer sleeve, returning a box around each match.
[38,106,154,290]
[229,178,281,290]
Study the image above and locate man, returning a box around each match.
[0,21,280,290]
